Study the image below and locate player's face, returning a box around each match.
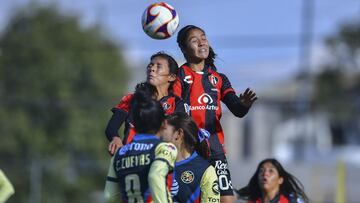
[183,28,209,62]
[257,162,283,193]
[160,121,180,146]
[146,56,175,87]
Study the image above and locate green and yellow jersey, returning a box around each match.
[104,134,177,203]
[0,169,15,203]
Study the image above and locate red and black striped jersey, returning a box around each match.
[112,93,186,144]
[248,194,299,203]
[173,64,237,155]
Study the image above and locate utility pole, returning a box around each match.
[294,0,314,160]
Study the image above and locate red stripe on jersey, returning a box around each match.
[173,77,182,97]
[221,88,235,99]
[114,93,133,113]
[145,194,153,203]
[250,195,290,203]
[166,173,173,191]
[194,196,201,203]
[183,66,207,129]
[125,127,136,144]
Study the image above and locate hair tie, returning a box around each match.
[198,128,210,143]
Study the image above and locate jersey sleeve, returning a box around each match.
[148,142,177,203]
[105,109,128,142]
[0,169,15,203]
[219,73,235,99]
[154,142,178,168]
[104,157,123,203]
[112,93,134,113]
[200,166,220,203]
[173,77,183,98]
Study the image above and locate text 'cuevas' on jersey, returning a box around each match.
[112,134,177,203]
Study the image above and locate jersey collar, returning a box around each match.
[175,151,198,166]
[133,134,159,141]
[182,63,213,75]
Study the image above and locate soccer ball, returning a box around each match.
[141,2,179,39]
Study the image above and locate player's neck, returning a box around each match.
[176,148,191,162]
[188,61,205,72]
[155,86,169,100]
[262,189,279,203]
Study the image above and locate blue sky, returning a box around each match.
[1,0,359,90]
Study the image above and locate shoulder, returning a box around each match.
[121,93,134,102]
[178,64,193,75]
[118,93,134,106]
[155,142,178,159]
[113,93,134,112]
[202,165,217,178]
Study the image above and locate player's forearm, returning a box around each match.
[104,182,122,203]
[104,157,123,203]
[223,92,249,117]
[105,109,127,141]
[148,160,172,203]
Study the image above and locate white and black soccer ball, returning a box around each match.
[141,2,179,39]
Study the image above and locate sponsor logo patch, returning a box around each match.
[209,75,219,86]
[183,75,193,84]
[181,171,195,184]
[212,180,220,195]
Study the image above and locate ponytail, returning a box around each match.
[165,112,210,159]
[196,128,211,159]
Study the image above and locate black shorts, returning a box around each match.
[210,153,234,196]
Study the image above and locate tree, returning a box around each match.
[0,4,129,202]
[314,20,360,145]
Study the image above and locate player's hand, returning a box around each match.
[108,136,123,155]
[239,88,257,108]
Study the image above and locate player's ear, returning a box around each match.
[168,74,176,82]
[175,128,184,141]
[278,177,284,185]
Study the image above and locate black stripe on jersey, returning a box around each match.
[202,67,217,134]
[202,67,224,155]
[178,67,191,110]
[106,176,119,182]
